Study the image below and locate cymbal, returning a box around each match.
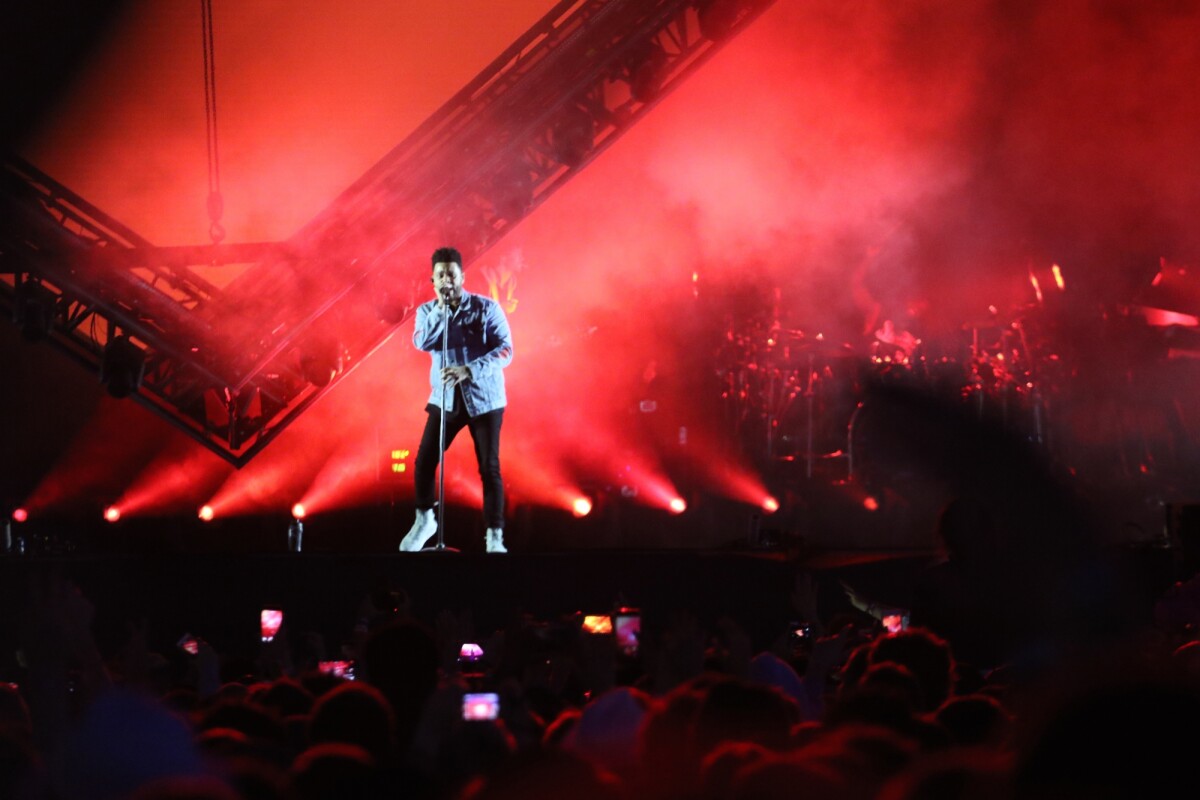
[799,339,854,353]
[960,316,1006,330]
[773,339,856,358]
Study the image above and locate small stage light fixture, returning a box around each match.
[628,42,668,103]
[489,160,534,222]
[100,335,146,398]
[13,278,57,342]
[299,346,339,388]
[550,104,595,168]
[698,0,757,42]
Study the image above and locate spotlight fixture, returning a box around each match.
[440,201,489,254]
[489,160,534,222]
[572,497,593,518]
[549,104,595,168]
[11,508,28,524]
[104,506,121,523]
[100,334,146,398]
[13,278,57,342]
[668,497,687,514]
[372,275,419,325]
[299,342,340,388]
[198,505,214,522]
[291,503,307,520]
[627,42,668,104]
[697,0,756,42]
[762,496,779,514]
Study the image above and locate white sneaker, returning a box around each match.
[485,528,507,554]
[399,509,437,551]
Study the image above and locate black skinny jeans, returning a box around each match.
[413,390,505,529]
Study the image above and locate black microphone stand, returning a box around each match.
[425,298,458,552]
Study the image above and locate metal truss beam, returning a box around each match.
[2,0,775,467]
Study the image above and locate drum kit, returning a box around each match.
[717,310,1051,482]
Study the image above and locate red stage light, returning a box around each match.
[291,503,307,520]
[668,497,687,514]
[572,497,593,518]
[104,506,121,523]
[762,496,779,513]
[11,508,28,523]
[198,505,214,522]
[863,496,880,512]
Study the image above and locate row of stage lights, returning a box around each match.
[10,442,788,536]
[5,495,784,555]
[7,493,782,526]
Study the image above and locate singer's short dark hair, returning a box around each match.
[431,247,463,271]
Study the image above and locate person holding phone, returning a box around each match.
[400,246,514,553]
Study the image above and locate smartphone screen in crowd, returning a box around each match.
[318,660,355,680]
[614,609,640,657]
[177,633,200,655]
[260,608,284,642]
[462,692,500,721]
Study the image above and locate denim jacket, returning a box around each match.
[413,290,513,416]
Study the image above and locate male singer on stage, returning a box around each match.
[400,246,514,553]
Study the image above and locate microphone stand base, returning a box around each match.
[419,544,461,553]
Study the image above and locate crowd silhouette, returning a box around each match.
[3,388,1199,799]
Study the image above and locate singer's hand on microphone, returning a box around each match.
[441,365,471,386]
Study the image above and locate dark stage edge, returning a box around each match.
[0,548,945,678]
